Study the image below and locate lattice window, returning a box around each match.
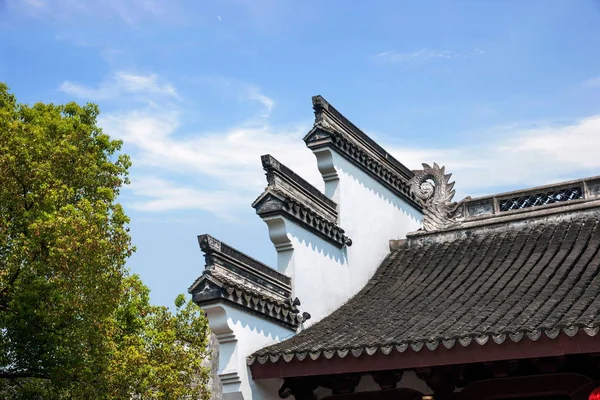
[498,186,583,212]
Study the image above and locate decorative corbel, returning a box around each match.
[417,366,460,400]
[279,377,319,400]
[321,374,361,395]
[372,370,404,389]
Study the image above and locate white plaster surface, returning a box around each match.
[264,147,422,325]
[204,144,424,400]
[269,215,349,324]
[202,303,294,400]
[322,148,422,297]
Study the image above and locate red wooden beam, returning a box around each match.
[250,331,600,379]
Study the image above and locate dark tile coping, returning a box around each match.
[198,234,291,287]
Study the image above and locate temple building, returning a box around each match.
[189,96,600,400]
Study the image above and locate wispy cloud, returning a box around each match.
[23,0,45,9]
[187,75,277,119]
[373,48,484,64]
[582,75,600,89]
[60,72,178,101]
[64,72,600,217]
[128,177,245,219]
[390,115,600,198]
[63,71,317,216]
[100,109,318,214]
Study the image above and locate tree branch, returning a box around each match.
[0,370,51,380]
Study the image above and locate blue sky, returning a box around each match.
[2,0,600,307]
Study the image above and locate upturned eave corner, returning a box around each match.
[302,96,423,211]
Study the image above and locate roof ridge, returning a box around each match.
[407,199,600,243]
[303,96,421,211]
[261,154,336,210]
[253,156,352,248]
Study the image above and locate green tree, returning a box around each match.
[0,83,210,399]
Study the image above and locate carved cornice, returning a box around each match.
[190,271,303,329]
[261,154,337,214]
[191,234,303,328]
[197,234,291,288]
[253,155,351,248]
[304,95,422,211]
[254,190,351,248]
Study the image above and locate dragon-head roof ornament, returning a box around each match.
[408,163,470,232]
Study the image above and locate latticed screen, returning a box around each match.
[499,186,583,212]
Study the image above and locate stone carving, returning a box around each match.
[408,163,469,232]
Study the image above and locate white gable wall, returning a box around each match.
[202,303,294,400]
[260,146,422,326]
[313,147,423,297]
[262,214,349,324]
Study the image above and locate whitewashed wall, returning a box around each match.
[202,304,294,400]
[262,214,348,324]
[262,147,422,325]
[314,147,422,297]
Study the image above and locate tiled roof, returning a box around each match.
[249,207,600,365]
[190,234,303,329]
[253,155,351,248]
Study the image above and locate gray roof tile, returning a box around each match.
[249,208,600,365]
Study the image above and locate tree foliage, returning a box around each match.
[0,83,210,399]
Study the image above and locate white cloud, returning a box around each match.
[128,177,245,218]
[84,73,318,216]
[71,72,600,217]
[101,109,320,214]
[60,72,178,101]
[186,75,277,120]
[374,48,484,64]
[582,76,600,89]
[23,0,46,8]
[389,115,600,199]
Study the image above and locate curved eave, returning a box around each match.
[249,326,600,379]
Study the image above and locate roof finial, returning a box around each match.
[408,163,469,231]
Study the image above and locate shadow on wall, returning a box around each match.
[231,311,297,345]
[297,236,348,264]
[337,159,422,222]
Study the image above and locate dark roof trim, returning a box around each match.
[310,95,413,180]
[408,198,600,241]
[253,156,351,248]
[197,234,291,287]
[249,329,600,379]
[253,191,351,248]
[303,96,421,211]
[262,154,336,211]
[190,234,303,329]
[190,273,301,329]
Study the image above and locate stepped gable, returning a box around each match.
[252,154,352,248]
[189,234,303,329]
[249,172,600,365]
[303,95,422,211]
